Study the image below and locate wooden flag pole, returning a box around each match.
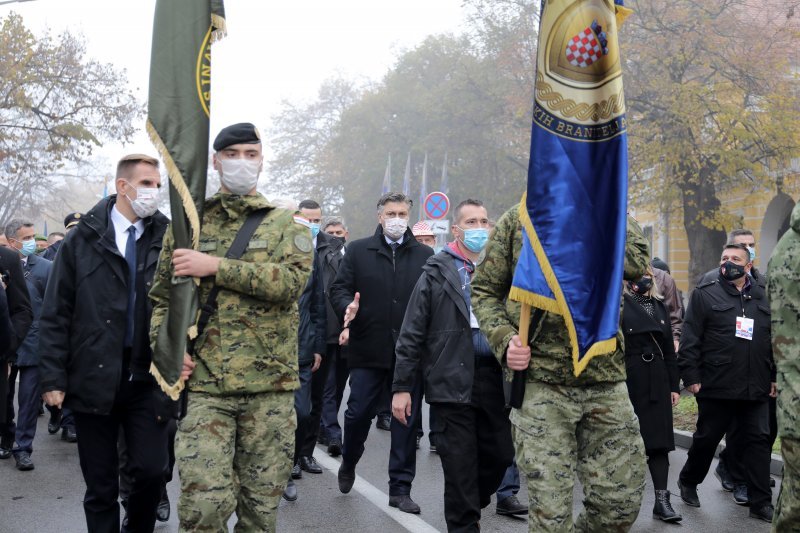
[509,303,531,408]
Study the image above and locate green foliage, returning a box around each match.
[0,12,144,222]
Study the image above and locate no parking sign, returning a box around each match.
[423,191,450,220]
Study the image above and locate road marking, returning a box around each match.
[313,449,441,533]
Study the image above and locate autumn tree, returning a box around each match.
[622,0,800,282]
[0,12,143,222]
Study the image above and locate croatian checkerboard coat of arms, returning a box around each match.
[533,0,629,141]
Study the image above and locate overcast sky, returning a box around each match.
[6,0,467,164]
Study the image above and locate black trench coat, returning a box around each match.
[622,293,679,453]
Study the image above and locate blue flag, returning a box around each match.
[402,152,411,196]
[510,0,633,376]
[381,154,392,195]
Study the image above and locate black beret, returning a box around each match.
[651,257,670,274]
[213,122,261,152]
[64,212,83,229]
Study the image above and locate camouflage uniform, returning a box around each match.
[472,205,649,532]
[150,193,312,532]
[768,203,800,532]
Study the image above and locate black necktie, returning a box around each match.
[124,225,136,348]
[390,241,399,252]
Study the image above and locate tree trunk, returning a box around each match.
[681,169,727,288]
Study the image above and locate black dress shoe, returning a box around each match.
[0,435,13,459]
[749,503,774,523]
[47,409,61,435]
[677,479,700,507]
[770,477,776,488]
[291,463,302,479]
[496,495,528,516]
[375,417,391,431]
[733,483,749,505]
[61,427,77,443]
[389,495,421,514]
[327,438,342,457]
[714,461,734,491]
[283,479,297,501]
[299,455,323,474]
[14,451,34,471]
[338,462,356,494]
[156,491,170,522]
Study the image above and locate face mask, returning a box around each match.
[20,239,37,257]
[310,223,320,239]
[218,158,261,195]
[125,186,160,219]
[383,217,407,240]
[747,246,757,262]
[459,227,489,253]
[630,276,653,294]
[720,261,746,281]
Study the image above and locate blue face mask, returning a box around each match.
[747,246,756,262]
[20,239,37,257]
[310,223,320,239]
[460,228,489,253]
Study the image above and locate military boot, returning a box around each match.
[653,490,682,522]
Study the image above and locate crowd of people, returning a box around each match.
[0,121,797,533]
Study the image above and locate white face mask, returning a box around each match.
[383,217,408,240]
[125,186,160,219]
[218,158,261,195]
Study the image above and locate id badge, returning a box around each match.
[735,316,754,340]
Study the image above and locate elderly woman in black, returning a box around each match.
[623,269,682,523]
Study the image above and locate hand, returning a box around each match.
[181,352,196,382]
[671,392,680,407]
[172,248,221,278]
[343,292,361,327]
[770,382,777,398]
[392,392,412,426]
[686,383,701,395]
[506,335,531,371]
[43,390,65,409]
[339,328,350,346]
[312,353,322,372]
[673,340,679,354]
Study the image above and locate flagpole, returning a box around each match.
[508,303,530,408]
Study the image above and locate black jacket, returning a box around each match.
[0,245,33,360]
[321,236,346,344]
[393,251,479,403]
[39,196,175,418]
[679,275,775,401]
[330,225,433,369]
[622,294,678,452]
[297,232,334,364]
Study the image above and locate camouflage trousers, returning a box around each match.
[176,391,296,532]
[511,380,646,532]
[774,438,800,532]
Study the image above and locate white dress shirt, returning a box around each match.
[110,205,144,257]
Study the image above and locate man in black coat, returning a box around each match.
[392,199,515,530]
[330,192,433,513]
[318,216,349,456]
[39,154,176,533]
[678,243,776,523]
[2,220,52,471]
[0,241,33,458]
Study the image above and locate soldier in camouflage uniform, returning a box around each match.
[472,205,650,532]
[149,123,313,532]
[768,202,800,532]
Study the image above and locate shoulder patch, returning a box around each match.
[199,241,218,252]
[294,234,313,253]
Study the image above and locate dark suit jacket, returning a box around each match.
[16,253,52,366]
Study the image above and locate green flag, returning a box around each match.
[146,0,225,399]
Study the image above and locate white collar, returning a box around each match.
[111,204,145,236]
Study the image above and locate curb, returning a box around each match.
[674,429,784,476]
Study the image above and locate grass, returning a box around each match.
[672,393,781,454]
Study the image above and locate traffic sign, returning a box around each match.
[424,191,450,220]
[425,219,449,233]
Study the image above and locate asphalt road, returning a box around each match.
[0,394,780,533]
